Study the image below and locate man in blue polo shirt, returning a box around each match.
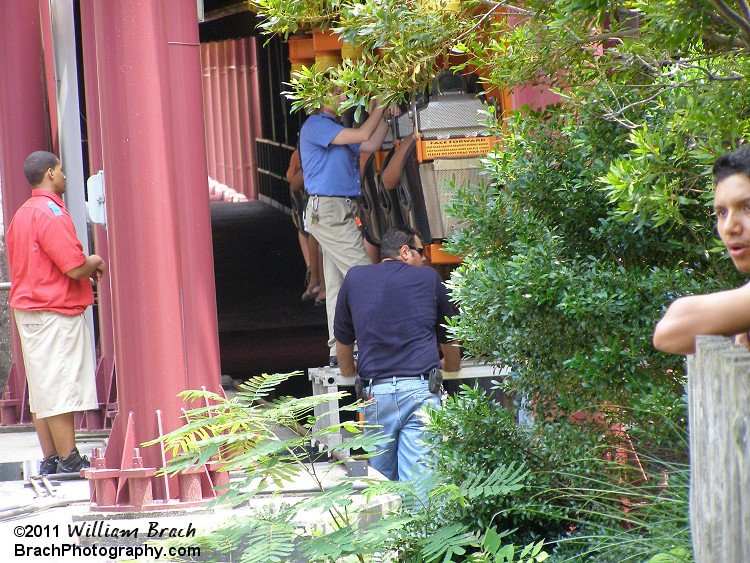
[301,87,395,366]
[334,226,461,481]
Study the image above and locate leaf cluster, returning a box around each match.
[149,372,547,562]
[424,385,692,563]
[254,0,487,114]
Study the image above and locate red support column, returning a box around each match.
[246,37,261,199]
[75,0,116,431]
[235,40,251,198]
[0,0,51,426]
[209,42,226,186]
[226,41,244,195]
[165,0,222,391]
[219,41,236,190]
[88,0,221,509]
[200,43,218,183]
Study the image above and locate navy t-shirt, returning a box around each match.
[334,260,457,380]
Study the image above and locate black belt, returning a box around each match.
[310,194,355,199]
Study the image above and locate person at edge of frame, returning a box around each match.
[654,144,750,354]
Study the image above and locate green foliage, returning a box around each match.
[425,385,569,543]
[255,0,481,114]
[149,372,546,562]
[249,0,345,35]
[236,0,750,560]
[424,386,692,563]
[548,452,692,562]
[445,105,687,428]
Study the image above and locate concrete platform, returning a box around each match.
[0,427,106,483]
[0,426,389,562]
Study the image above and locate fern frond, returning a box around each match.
[233,371,302,402]
[419,522,479,563]
[235,518,298,563]
[462,463,528,501]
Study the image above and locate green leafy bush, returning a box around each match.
[423,384,692,562]
[150,372,547,563]
[425,385,569,543]
[445,103,690,435]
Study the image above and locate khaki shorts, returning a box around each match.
[14,309,98,418]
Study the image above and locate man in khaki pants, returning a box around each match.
[300,87,398,365]
[7,151,106,475]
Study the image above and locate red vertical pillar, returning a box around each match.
[235,40,252,199]
[165,0,222,391]
[0,0,50,425]
[91,0,220,484]
[201,44,218,183]
[219,42,236,190]
[246,37,261,199]
[226,42,244,195]
[209,43,226,186]
[79,0,116,429]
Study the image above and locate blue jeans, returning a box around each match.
[364,377,441,481]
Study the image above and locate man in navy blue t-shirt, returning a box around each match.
[334,227,461,481]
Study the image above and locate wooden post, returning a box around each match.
[689,336,750,562]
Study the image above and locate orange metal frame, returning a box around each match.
[426,242,461,265]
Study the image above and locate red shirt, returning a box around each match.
[7,189,93,314]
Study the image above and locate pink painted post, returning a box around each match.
[201,44,218,182]
[235,39,255,199]
[90,0,219,499]
[79,0,115,429]
[219,42,236,189]
[209,42,227,186]
[0,0,51,425]
[226,41,244,195]
[165,0,222,392]
[38,0,59,155]
[246,37,262,198]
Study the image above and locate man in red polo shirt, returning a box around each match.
[7,151,106,475]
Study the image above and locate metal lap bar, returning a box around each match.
[411,92,497,163]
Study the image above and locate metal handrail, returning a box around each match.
[0,282,9,292]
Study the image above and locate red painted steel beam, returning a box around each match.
[90,0,221,499]
[0,0,51,425]
[165,0,222,392]
[200,44,218,182]
[235,39,254,199]
[38,0,58,156]
[225,41,244,195]
[219,42,236,190]
[79,1,116,426]
[209,42,227,186]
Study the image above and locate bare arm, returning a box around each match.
[653,282,750,354]
[359,118,391,154]
[329,102,387,146]
[285,150,303,190]
[440,341,462,372]
[288,169,304,192]
[381,135,415,190]
[66,254,106,282]
[336,340,357,377]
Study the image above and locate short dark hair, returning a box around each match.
[23,151,59,187]
[380,226,422,259]
[713,145,750,185]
